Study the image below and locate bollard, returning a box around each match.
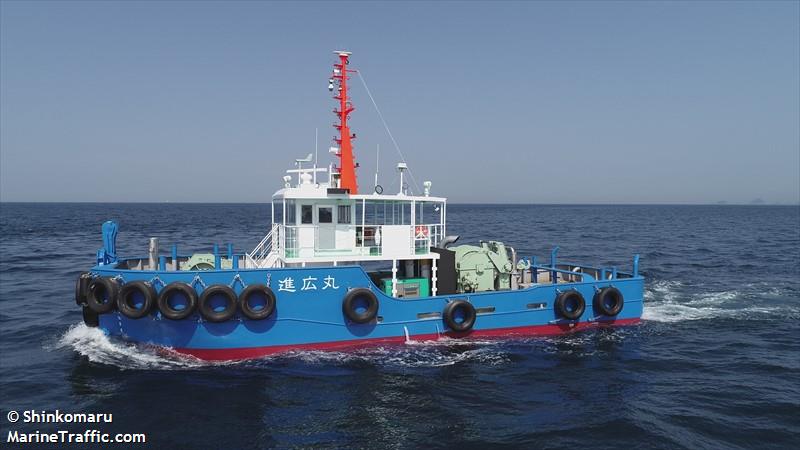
[148,238,159,270]
[228,243,237,269]
[172,244,178,271]
[213,244,220,269]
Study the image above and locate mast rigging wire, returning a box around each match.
[355,70,421,194]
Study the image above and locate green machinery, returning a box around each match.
[181,253,234,271]
[451,241,515,293]
[380,277,430,298]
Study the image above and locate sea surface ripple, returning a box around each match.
[1,203,798,448]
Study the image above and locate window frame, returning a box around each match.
[301,204,313,224]
[317,205,333,224]
[337,204,352,224]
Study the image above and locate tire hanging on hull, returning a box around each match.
[342,288,379,324]
[75,272,92,306]
[86,277,119,314]
[238,284,276,321]
[82,306,99,327]
[157,282,198,320]
[443,300,476,332]
[198,285,237,323]
[593,286,624,317]
[554,290,585,320]
[117,281,156,319]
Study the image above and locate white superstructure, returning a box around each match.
[245,162,447,296]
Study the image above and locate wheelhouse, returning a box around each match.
[244,163,447,297]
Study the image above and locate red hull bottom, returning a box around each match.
[174,318,641,361]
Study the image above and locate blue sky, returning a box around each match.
[1,1,798,204]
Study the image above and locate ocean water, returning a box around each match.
[1,203,798,449]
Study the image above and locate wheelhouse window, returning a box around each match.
[363,200,412,225]
[318,206,333,224]
[338,205,351,224]
[285,200,296,224]
[301,205,313,224]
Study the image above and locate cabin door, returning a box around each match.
[316,205,336,250]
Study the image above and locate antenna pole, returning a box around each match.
[332,51,358,194]
[374,144,380,190]
[314,128,318,184]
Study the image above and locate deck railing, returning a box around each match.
[522,247,640,284]
[277,223,443,259]
[245,223,280,268]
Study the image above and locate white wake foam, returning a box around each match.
[642,280,799,323]
[54,324,217,370]
[54,324,516,370]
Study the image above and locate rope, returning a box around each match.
[191,274,207,289]
[356,70,421,194]
[149,275,165,287]
[230,274,247,289]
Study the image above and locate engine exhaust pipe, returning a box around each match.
[440,235,460,249]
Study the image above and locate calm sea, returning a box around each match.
[1,203,798,449]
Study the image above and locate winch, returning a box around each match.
[451,241,517,293]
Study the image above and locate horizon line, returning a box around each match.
[1,201,798,206]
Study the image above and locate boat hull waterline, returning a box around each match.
[90,265,643,361]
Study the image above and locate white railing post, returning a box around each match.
[247,225,280,268]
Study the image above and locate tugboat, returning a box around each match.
[74,51,643,361]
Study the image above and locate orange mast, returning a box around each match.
[331,51,358,194]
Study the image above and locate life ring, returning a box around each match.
[86,277,119,314]
[117,281,156,319]
[157,282,198,320]
[415,225,429,238]
[554,290,585,320]
[198,285,238,322]
[238,284,276,320]
[342,288,379,324]
[443,300,476,332]
[75,272,92,306]
[593,286,624,316]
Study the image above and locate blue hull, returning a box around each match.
[90,265,644,360]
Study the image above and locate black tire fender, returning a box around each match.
[238,284,276,320]
[554,290,585,320]
[157,282,198,320]
[443,300,477,332]
[117,281,156,319]
[86,277,119,314]
[75,272,92,306]
[593,286,624,316]
[82,305,99,327]
[342,288,379,324]
[198,285,238,323]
